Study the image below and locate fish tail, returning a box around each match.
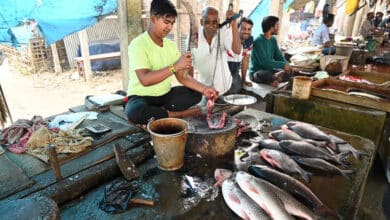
[353,149,370,160]
[336,152,351,167]
[315,205,339,219]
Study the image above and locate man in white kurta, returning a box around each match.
[191,7,241,96]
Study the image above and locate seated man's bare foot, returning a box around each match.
[243,81,253,87]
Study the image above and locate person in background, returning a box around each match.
[380,10,390,37]
[226,17,254,94]
[312,13,335,55]
[125,0,218,125]
[191,6,241,100]
[373,11,384,28]
[360,12,378,39]
[248,16,293,87]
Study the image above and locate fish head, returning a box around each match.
[260,149,281,168]
[214,168,233,187]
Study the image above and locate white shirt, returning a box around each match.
[312,23,330,46]
[192,26,233,95]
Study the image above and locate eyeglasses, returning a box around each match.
[204,20,218,26]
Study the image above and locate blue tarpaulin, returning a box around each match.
[248,0,294,38]
[0,0,117,46]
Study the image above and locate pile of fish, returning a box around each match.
[215,168,336,220]
[222,120,369,219]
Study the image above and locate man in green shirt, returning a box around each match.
[125,0,218,125]
[248,16,293,87]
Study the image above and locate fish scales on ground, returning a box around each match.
[248,165,337,218]
[236,171,294,220]
[279,140,349,167]
[329,134,369,160]
[222,178,271,220]
[292,156,355,179]
[260,149,312,183]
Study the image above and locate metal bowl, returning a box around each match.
[223,94,257,106]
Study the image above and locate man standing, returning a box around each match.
[248,16,293,87]
[125,0,218,125]
[312,13,335,54]
[226,17,254,94]
[191,6,241,97]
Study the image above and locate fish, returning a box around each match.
[248,165,338,218]
[234,148,263,171]
[286,121,335,149]
[222,178,271,220]
[291,156,355,179]
[258,139,285,152]
[279,140,349,167]
[260,149,312,183]
[236,171,294,220]
[214,168,233,187]
[329,134,369,159]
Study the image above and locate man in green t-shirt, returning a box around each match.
[248,16,293,87]
[125,0,218,125]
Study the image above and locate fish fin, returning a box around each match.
[315,205,340,219]
[300,170,312,183]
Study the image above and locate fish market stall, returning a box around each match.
[23,109,373,219]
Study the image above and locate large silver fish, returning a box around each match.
[258,139,284,152]
[328,134,369,159]
[260,149,312,183]
[279,140,349,167]
[236,171,294,220]
[248,165,337,218]
[286,121,335,149]
[291,156,354,179]
[222,178,271,220]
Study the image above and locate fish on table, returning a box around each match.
[248,165,337,218]
[260,149,312,183]
[329,134,369,160]
[291,156,355,179]
[221,178,271,220]
[258,138,285,152]
[286,121,336,150]
[279,140,349,167]
[236,171,317,220]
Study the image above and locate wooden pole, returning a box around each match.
[78,29,92,81]
[50,43,62,73]
[118,0,143,91]
[48,145,62,182]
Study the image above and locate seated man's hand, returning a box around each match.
[284,63,293,74]
[203,87,219,101]
[174,52,192,71]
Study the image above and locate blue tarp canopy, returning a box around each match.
[0,0,117,46]
[248,0,294,38]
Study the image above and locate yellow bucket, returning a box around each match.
[292,76,312,100]
[147,118,188,171]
